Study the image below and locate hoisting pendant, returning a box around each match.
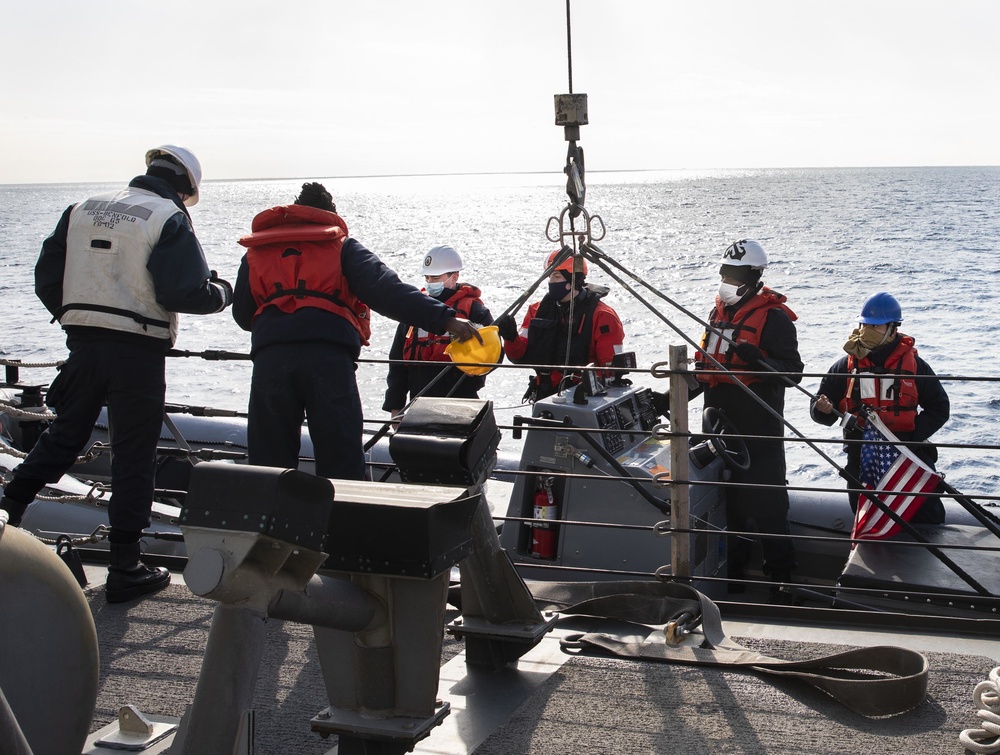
[554,93,589,139]
[555,93,588,214]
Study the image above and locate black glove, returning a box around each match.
[729,342,763,366]
[651,390,670,420]
[495,313,519,341]
[210,270,233,308]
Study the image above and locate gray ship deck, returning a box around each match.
[81,570,997,755]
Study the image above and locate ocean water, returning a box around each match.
[1,168,998,494]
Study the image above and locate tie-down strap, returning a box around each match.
[525,580,928,718]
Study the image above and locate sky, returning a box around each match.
[2,1,999,184]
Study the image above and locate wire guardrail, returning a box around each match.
[3,349,999,618]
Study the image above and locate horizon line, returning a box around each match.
[3,164,999,188]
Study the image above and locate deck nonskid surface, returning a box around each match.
[85,583,994,754]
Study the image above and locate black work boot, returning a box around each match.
[768,570,795,605]
[0,496,29,527]
[106,541,170,603]
[727,565,747,595]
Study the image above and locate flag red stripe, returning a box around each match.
[853,457,941,539]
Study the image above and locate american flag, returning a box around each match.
[852,413,943,540]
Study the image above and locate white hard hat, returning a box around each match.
[720,239,768,270]
[145,145,202,207]
[421,245,464,276]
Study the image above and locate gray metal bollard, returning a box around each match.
[171,463,333,754]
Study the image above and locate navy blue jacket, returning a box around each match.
[232,237,458,359]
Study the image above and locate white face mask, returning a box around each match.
[718,282,743,305]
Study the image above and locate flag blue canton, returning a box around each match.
[859,420,897,488]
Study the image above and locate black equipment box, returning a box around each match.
[324,484,480,579]
[181,462,333,552]
[389,398,501,486]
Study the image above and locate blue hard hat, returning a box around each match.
[858,292,902,325]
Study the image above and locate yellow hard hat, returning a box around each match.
[444,325,503,376]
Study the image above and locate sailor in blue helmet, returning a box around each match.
[811,292,950,522]
[0,145,234,603]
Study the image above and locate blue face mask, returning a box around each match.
[548,280,572,300]
[426,281,446,297]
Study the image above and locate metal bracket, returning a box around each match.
[447,612,560,669]
[553,435,572,459]
[447,611,559,643]
[546,204,606,246]
[93,705,177,750]
[311,700,450,745]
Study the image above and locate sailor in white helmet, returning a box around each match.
[0,144,233,603]
[695,239,803,599]
[382,244,494,422]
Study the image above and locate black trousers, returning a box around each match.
[5,337,166,534]
[726,505,797,578]
[248,343,365,480]
[723,434,797,578]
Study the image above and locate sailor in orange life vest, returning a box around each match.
[694,239,803,593]
[494,250,625,403]
[810,291,949,523]
[382,245,493,422]
[232,183,482,481]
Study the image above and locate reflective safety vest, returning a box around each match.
[698,288,796,388]
[403,285,481,363]
[238,205,371,345]
[838,335,920,433]
[60,187,181,343]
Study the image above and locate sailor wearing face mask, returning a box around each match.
[699,240,801,382]
[811,292,949,521]
[494,249,625,403]
[696,239,804,595]
[383,244,493,422]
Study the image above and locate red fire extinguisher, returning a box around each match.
[531,478,558,559]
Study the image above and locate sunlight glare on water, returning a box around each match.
[1,167,998,493]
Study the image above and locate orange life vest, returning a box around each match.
[838,335,919,433]
[238,205,371,345]
[402,285,480,363]
[697,288,796,388]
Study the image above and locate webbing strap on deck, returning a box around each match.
[526,580,928,718]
